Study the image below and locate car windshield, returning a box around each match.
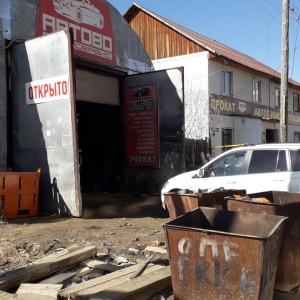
[206,150,247,177]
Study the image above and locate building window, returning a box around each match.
[275,87,280,108]
[221,70,232,95]
[295,132,300,141]
[293,93,299,112]
[253,79,261,102]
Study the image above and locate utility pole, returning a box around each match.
[280,0,289,142]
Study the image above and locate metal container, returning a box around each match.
[163,207,287,300]
[227,191,300,292]
[164,190,246,220]
[0,168,41,219]
[164,193,199,220]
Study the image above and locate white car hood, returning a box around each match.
[161,169,199,207]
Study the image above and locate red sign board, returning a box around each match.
[125,85,159,167]
[36,0,116,66]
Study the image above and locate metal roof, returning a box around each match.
[125,3,300,87]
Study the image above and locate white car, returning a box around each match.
[161,143,300,208]
[53,0,104,29]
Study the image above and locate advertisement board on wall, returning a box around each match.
[125,85,159,167]
[36,0,116,66]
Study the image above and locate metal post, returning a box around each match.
[0,20,7,171]
[280,0,289,142]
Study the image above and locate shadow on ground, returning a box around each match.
[82,192,169,219]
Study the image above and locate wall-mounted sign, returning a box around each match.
[210,97,251,116]
[36,0,116,66]
[251,103,280,120]
[211,96,300,126]
[125,85,159,167]
[25,75,70,105]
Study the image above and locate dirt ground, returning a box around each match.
[0,192,171,273]
[1,192,298,299]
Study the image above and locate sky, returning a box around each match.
[108,0,300,82]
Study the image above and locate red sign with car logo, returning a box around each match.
[36,0,116,66]
[125,85,159,167]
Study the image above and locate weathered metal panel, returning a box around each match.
[11,30,81,216]
[4,0,38,40]
[164,189,246,220]
[109,3,153,74]
[164,193,199,220]
[4,0,152,74]
[0,19,7,172]
[227,191,300,292]
[153,53,210,141]
[164,207,287,300]
[123,68,184,193]
[1,0,12,40]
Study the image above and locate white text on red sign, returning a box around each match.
[42,14,113,60]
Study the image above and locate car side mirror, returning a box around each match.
[198,168,205,177]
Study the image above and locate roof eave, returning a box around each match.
[128,3,216,55]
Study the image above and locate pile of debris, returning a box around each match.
[0,245,172,300]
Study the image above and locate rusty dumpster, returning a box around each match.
[164,189,246,220]
[227,191,300,292]
[163,207,287,300]
[0,168,41,219]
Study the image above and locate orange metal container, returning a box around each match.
[0,168,41,219]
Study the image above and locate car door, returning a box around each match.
[193,150,248,192]
[241,149,291,194]
[289,149,300,192]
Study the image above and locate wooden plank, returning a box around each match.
[16,295,56,300]
[31,245,83,265]
[72,265,166,299]
[60,264,143,298]
[0,246,97,291]
[76,267,92,276]
[129,11,204,60]
[76,266,171,300]
[16,283,63,298]
[86,260,122,272]
[144,246,168,254]
[34,245,79,264]
[128,254,155,280]
[0,290,17,300]
[39,272,76,284]
[59,264,161,299]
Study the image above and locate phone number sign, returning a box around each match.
[125,85,159,167]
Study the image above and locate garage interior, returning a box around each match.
[75,67,123,196]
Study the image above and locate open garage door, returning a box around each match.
[11,30,81,216]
